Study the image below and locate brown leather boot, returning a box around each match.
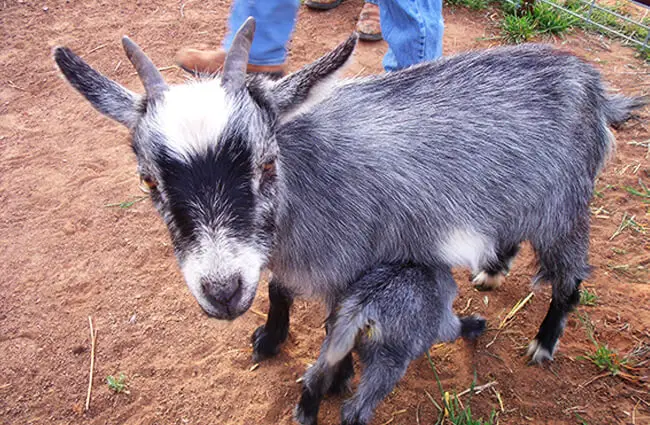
[175,48,286,76]
[356,2,382,41]
[304,0,343,10]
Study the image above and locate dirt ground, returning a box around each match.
[1,1,649,424]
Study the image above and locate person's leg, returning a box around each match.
[225,0,300,66]
[176,0,299,75]
[378,0,444,72]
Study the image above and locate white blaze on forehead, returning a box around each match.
[154,79,232,161]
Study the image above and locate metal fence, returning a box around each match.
[507,0,650,50]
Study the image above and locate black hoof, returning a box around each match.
[251,325,282,362]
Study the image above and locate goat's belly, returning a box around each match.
[436,228,495,272]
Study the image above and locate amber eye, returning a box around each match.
[262,159,276,179]
[140,175,158,192]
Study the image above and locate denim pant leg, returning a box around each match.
[377,0,444,72]
[224,0,300,66]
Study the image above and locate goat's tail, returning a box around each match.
[324,304,379,366]
[604,94,647,128]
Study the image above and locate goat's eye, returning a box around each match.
[140,175,158,192]
[261,159,276,180]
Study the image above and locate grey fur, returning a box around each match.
[53,28,646,360]
[295,264,486,425]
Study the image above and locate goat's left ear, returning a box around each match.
[271,33,358,117]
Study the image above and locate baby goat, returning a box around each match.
[294,264,486,425]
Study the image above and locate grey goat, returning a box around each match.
[294,263,486,425]
[54,17,645,366]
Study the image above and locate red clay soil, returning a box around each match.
[1,1,649,425]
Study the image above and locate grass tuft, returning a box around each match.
[624,180,650,203]
[502,13,538,43]
[581,343,627,375]
[579,288,598,306]
[425,352,497,425]
[106,373,129,394]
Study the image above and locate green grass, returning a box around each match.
[532,2,579,34]
[425,353,497,425]
[445,0,490,9]
[106,373,128,393]
[496,0,650,61]
[579,288,598,306]
[562,0,650,60]
[577,313,628,376]
[581,343,627,375]
[500,0,577,43]
[466,0,490,10]
[610,212,646,240]
[502,13,538,43]
[105,195,148,209]
[575,413,590,425]
[624,180,650,203]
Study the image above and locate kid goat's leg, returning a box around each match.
[341,348,410,425]
[252,278,293,362]
[294,336,343,425]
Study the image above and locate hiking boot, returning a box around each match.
[304,0,343,10]
[356,2,382,41]
[175,48,286,77]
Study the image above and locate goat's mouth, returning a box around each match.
[199,288,256,321]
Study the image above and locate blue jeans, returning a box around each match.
[225,0,443,71]
[377,0,444,71]
[224,0,301,66]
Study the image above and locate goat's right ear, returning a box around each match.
[54,47,142,129]
[271,33,358,116]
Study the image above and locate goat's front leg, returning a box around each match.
[251,278,293,362]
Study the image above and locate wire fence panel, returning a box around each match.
[504,0,650,49]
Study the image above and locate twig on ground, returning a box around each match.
[85,316,97,412]
[457,381,497,397]
[7,80,26,91]
[250,308,268,319]
[578,371,609,388]
[499,292,534,329]
[86,44,107,55]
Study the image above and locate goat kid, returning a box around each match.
[54,18,646,364]
[294,263,486,425]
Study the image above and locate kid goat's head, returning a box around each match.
[54,18,357,319]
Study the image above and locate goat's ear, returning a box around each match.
[271,33,358,116]
[54,46,142,129]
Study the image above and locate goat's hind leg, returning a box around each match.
[252,278,293,362]
[528,225,590,363]
[472,243,520,290]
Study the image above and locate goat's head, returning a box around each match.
[54,18,357,320]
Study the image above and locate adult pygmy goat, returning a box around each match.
[54,17,645,365]
[295,263,486,425]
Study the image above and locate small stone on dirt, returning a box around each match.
[71,345,86,355]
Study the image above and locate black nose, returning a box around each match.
[200,275,243,314]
